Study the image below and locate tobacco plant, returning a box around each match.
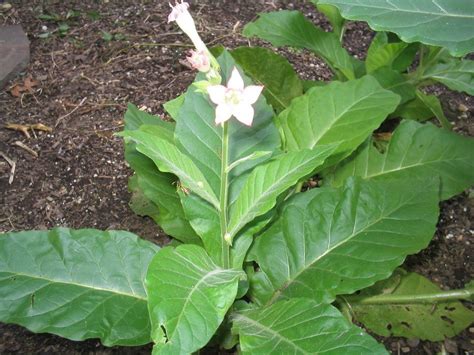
[1,1,473,354]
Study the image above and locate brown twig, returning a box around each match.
[13,141,38,158]
[55,97,87,127]
[0,151,16,184]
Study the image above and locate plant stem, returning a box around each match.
[220,122,230,269]
[345,288,473,305]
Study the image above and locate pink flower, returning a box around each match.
[168,1,206,52]
[187,50,211,72]
[207,67,264,126]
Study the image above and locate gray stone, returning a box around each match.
[0,25,30,88]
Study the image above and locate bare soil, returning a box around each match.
[0,1,472,354]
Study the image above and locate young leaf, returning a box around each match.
[174,52,280,198]
[349,269,474,341]
[243,10,355,80]
[366,32,409,73]
[227,144,337,240]
[370,68,416,105]
[232,298,387,354]
[248,177,439,305]
[121,130,220,209]
[415,90,452,129]
[422,59,474,95]
[146,245,243,354]
[0,228,159,346]
[319,0,474,56]
[391,96,435,121]
[311,0,346,41]
[326,120,474,200]
[229,47,303,112]
[278,75,400,162]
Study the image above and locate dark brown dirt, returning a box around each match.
[0,1,472,354]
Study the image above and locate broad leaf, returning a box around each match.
[163,94,185,121]
[391,96,435,122]
[243,10,355,80]
[327,120,474,200]
[227,145,336,240]
[146,245,242,354]
[319,0,474,56]
[248,177,439,305]
[423,59,474,95]
[121,130,219,209]
[0,228,159,346]
[350,269,474,341]
[125,103,173,132]
[278,75,400,162]
[230,47,303,112]
[128,174,161,222]
[232,298,387,354]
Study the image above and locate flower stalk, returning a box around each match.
[220,122,230,269]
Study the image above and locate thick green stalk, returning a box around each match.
[344,288,473,305]
[220,122,230,269]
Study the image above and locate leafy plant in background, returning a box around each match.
[1,1,473,354]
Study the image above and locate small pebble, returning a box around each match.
[401,346,411,353]
[458,103,468,112]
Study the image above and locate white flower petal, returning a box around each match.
[215,104,233,125]
[227,67,244,91]
[242,85,264,105]
[207,85,227,105]
[233,104,254,126]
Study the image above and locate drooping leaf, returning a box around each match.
[227,145,336,240]
[120,130,220,209]
[278,75,400,163]
[126,148,200,244]
[326,120,474,200]
[0,228,159,346]
[243,10,355,80]
[391,96,435,121]
[146,245,243,354]
[128,174,161,222]
[349,269,474,341]
[248,177,439,305]
[423,59,474,95]
[232,298,387,354]
[174,51,280,200]
[230,47,303,112]
[319,0,474,56]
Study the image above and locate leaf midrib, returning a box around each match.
[2,271,146,300]
[234,313,310,355]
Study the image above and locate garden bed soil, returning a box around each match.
[0,1,472,354]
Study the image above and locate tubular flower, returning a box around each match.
[187,49,211,73]
[207,67,263,126]
[168,1,206,52]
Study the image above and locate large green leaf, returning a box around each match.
[243,10,355,80]
[230,47,303,112]
[121,130,220,209]
[326,120,474,200]
[349,269,474,341]
[248,177,439,305]
[232,298,387,354]
[423,59,474,95]
[146,245,242,354]
[278,75,400,162]
[175,51,280,200]
[370,68,416,105]
[0,228,159,346]
[319,0,474,56]
[227,145,336,240]
[124,103,174,132]
[366,32,409,73]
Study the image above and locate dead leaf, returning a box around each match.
[9,76,39,97]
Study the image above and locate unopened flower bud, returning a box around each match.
[187,50,211,73]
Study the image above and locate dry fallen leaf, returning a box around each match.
[9,76,39,97]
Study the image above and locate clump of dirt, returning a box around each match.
[0,1,472,354]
